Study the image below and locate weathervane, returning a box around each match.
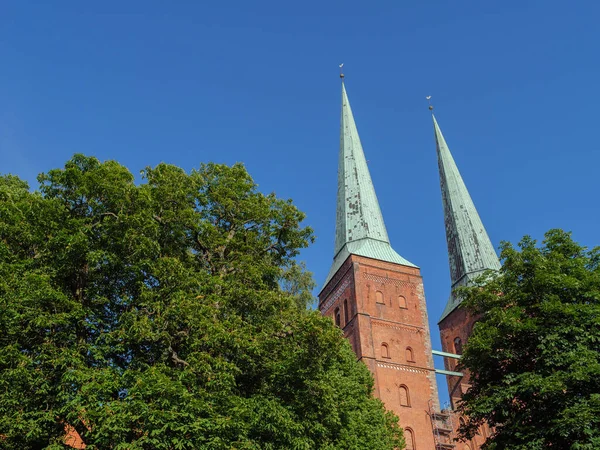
[426,95,433,111]
[339,63,344,79]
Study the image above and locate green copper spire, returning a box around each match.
[433,114,501,322]
[322,81,415,289]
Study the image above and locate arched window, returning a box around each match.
[375,290,384,304]
[398,295,407,309]
[399,385,410,407]
[454,337,463,355]
[343,299,349,324]
[406,347,414,362]
[405,428,415,450]
[334,308,341,327]
[381,343,390,359]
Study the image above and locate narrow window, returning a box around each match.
[343,299,349,324]
[381,343,390,359]
[398,295,407,309]
[406,347,414,362]
[470,320,479,335]
[405,428,415,450]
[454,337,463,355]
[334,308,341,327]
[375,290,384,304]
[399,385,410,407]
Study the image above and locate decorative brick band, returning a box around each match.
[363,273,416,293]
[377,362,431,375]
[372,319,423,334]
[321,277,351,314]
[320,259,352,299]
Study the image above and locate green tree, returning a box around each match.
[0,155,403,450]
[457,229,600,449]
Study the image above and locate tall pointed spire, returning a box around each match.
[322,80,415,289]
[433,114,501,321]
[334,82,390,252]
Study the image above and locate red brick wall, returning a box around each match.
[64,425,85,449]
[439,307,475,408]
[439,306,491,449]
[319,255,440,449]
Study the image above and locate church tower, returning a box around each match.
[433,113,501,448]
[318,78,441,449]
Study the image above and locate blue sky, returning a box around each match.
[2,1,599,405]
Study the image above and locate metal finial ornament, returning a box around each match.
[426,95,433,111]
[339,63,344,79]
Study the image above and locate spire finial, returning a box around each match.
[339,63,344,79]
[426,95,433,111]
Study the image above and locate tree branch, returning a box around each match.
[168,345,189,367]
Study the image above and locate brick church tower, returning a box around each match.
[432,113,501,448]
[318,79,444,450]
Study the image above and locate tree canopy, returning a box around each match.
[457,229,600,449]
[0,155,404,450]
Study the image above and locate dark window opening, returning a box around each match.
[454,337,463,355]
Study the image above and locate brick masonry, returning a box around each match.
[319,254,441,449]
[439,306,491,449]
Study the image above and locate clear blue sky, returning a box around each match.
[2,1,599,406]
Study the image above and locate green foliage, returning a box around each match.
[457,229,600,449]
[0,155,403,449]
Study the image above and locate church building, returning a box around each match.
[318,76,500,449]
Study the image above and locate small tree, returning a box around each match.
[0,155,404,450]
[457,229,600,449]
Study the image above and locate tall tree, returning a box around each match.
[0,155,404,450]
[457,229,600,449]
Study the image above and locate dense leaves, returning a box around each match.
[0,155,403,449]
[457,229,600,449]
